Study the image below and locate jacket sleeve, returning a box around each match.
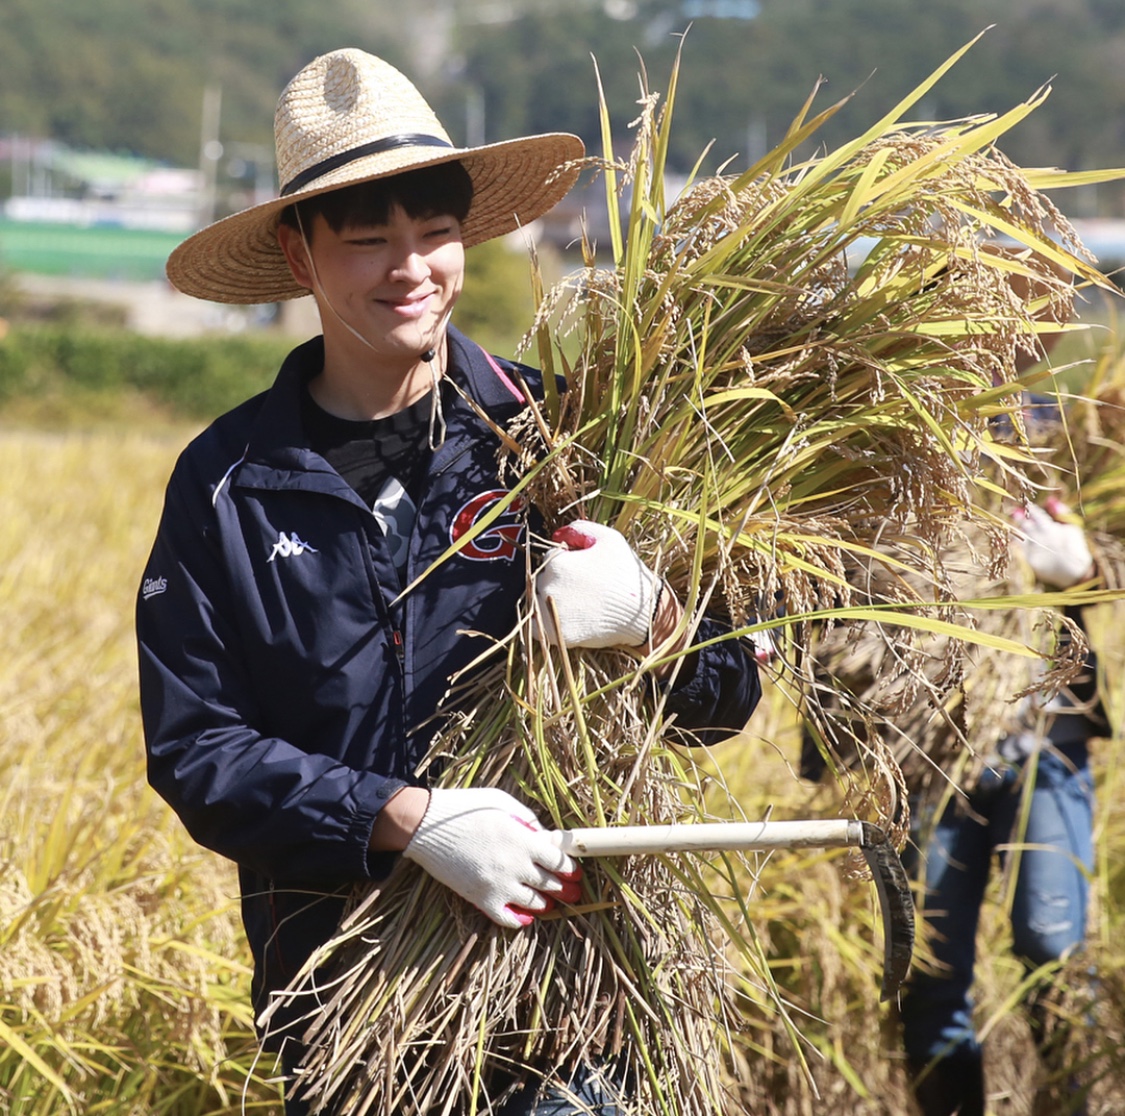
[661,615,761,746]
[136,459,401,885]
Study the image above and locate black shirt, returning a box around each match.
[301,382,447,574]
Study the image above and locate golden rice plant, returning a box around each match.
[0,428,281,1115]
[283,37,1125,1116]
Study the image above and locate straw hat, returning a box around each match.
[166,49,585,304]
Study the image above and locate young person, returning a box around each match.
[136,48,760,1114]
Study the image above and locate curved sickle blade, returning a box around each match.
[858,822,915,1002]
[559,818,915,1003]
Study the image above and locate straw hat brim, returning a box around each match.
[166,133,584,305]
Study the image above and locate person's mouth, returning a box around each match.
[378,291,435,319]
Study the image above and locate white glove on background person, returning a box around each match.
[1012,498,1095,588]
[534,521,661,648]
[747,628,777,665]
[403,788,581,929]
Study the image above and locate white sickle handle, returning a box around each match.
[557,818,865,857]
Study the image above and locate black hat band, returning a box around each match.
[281,133,455,196]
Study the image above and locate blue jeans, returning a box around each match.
[900,745,1094,1067]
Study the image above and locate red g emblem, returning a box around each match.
[451,489,527,561]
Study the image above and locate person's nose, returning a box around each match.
[387,239,430,284]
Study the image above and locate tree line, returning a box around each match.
[4,0,1125,214]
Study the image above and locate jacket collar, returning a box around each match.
[237,325,532,481]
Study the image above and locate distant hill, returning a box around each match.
[4,0,1125,213]
[0,0,409,168]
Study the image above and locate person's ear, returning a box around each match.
[277,221,315,291]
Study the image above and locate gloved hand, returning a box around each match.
[747,628,777,665]
[403,788,582,929]
[534,521,661,648]
[1011,497,1095,588]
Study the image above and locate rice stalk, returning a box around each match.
[285,39,1125,1115]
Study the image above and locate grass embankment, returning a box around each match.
[0,326,290,429]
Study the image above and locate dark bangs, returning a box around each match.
[280,161,474,235]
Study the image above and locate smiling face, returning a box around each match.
[279,205,466,370]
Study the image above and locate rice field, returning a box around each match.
[0,427,283,1114]
[3,420,1125,1114]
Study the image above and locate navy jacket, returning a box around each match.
[136,326,760,1036]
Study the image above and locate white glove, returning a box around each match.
[534,521,660,648]
[1012,498,1094,588]
[747,628,777,665]
[403,788,581,929]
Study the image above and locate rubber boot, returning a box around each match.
[908,1052,985,1116]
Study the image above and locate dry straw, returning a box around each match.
[273,35,1125,1114]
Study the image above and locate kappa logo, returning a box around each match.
[268,530,319,563]
[450,489,526,561]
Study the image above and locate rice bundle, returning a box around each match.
[273,40,1123,1115]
